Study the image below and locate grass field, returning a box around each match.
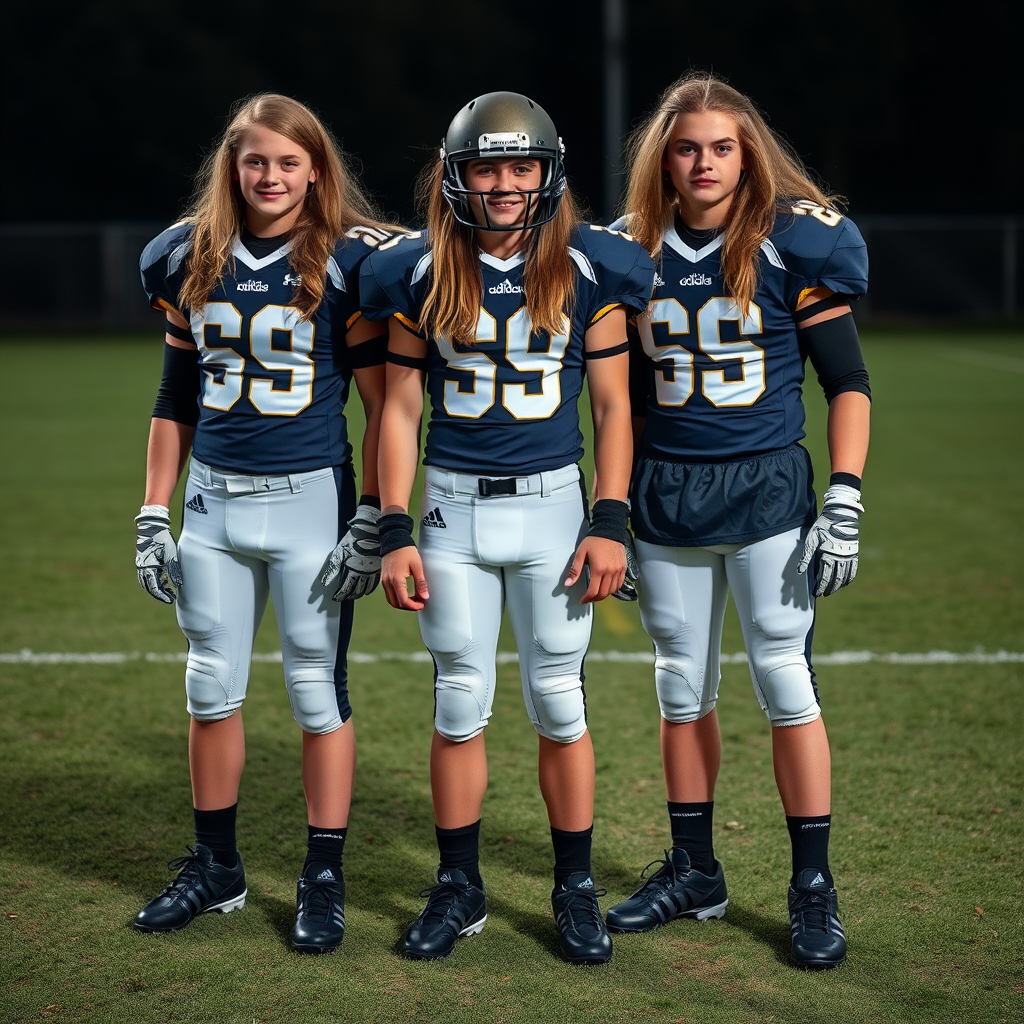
[1,331,1022,1024]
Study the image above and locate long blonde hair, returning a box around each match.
[179,92,402,320]
[413,160,583,345]
[621,72,842,313]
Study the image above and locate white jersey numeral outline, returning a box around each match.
[437,307,571,420]
[639,296,765,409]
[194,302,315,417]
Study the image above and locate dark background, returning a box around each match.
[4,0,1022,229]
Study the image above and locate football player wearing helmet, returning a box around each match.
[605,72,871,971]
[360,91,655,965]
[133,93,406,954]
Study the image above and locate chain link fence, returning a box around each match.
[1,218,1022,334]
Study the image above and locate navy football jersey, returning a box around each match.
[140,222,392,475]
[359,225,655,475]
[621,201,868,460]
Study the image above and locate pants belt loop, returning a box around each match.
[288,474,303,494]
[194,459,212,487]
[540,471,552,497]
[446,472,457,499]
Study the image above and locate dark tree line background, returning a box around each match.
[3,0,1022,230]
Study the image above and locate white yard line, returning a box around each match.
[938,345,1024,374]
[1,649,1022,666]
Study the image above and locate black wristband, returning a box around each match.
[588,499,630,544]
[378,513,416,555]
[829,472,862,489]
[358,494,381,510]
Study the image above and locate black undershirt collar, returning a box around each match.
[673,213,722,249]
[241,228,290,259]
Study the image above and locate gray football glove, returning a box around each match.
[798,484,864,597]
[135,504,183,604]
[612,530,640,601]
[321,503,381,601]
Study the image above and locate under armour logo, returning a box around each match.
[186,494,208,514]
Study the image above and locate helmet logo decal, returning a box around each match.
[478,132,530,152]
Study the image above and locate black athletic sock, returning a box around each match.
[550,825,594,886]
[193,804,238,867]
[436,820,483,890]
[668,801,715,874]
[786,814,833,887]
[303,825,346,879]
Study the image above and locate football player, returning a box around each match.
[604,72,871,971]
[132,93,405,954]
[359,91,655,965]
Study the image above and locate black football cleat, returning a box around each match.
[290,865,346,954]
[605,848,728,933]
[551,871,613,965]
[788,868,847,970]
[402,868,487,961]
[133,844,246,933]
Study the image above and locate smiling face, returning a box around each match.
[234,124,318,236]
[461,156,544,232]
[662,110,746,230]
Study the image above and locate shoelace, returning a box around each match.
[557,885,608,933]
[417,881,474,924]
[636,851,682,893]
[161,847,207,895]
[791,890,831,931]
[301,877,342,919]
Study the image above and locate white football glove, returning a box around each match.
[798,484,864,597]
[321,503,382,601]
[612,530,640,601]
[135,504,183,604]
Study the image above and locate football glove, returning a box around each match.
[798,484,864,597]
[612,530,640,601]
[135,504,183,604]
[321,502,381,601]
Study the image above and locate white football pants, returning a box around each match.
[635,526,820,726]
[175,457,354,733]
[417,464,593,744]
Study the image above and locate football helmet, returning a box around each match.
[441,92,566,231]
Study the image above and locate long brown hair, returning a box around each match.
[178,92,402,320]
[621,72,842,313]
[413,160,583,345]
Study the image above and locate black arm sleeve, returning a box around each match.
[798,312,871,404]
[152,343,201,425]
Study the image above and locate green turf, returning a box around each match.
[1,332,1022,1023]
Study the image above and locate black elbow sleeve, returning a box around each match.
[799,312,872,404]
[152,343,201,425]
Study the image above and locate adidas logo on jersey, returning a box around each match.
[283,272,302,286]
[488,278,523,295]
[236,279,269,292]
[186,494,208,514]
[654,273,666,287]
[421,508,447,529]
[679,273,713,286]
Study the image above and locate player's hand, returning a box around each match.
[565,536,626,604]
[798,484,864,597]
[135,504,182,604]
[611,530,640,601]
[381,547,429,611]
[321,503,381,601]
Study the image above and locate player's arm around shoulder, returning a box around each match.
[565,307,632,604]
[378,316,429,611]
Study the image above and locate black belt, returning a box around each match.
[478,477,526,496]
